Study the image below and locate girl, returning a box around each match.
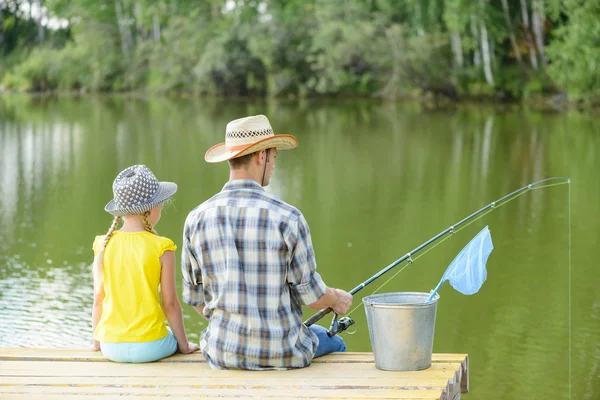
[91,164,198,362]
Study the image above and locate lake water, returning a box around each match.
[0,95,598,399]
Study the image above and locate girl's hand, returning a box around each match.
[91,341,101,351]
[179,341,200,354]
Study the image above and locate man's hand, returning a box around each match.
[332,289,352,315]
[308,287,353,314]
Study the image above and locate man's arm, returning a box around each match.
[288,214,353,313]
[307,287,352,314]
[181,218,207,317]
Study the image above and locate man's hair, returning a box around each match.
[228,152,256,169]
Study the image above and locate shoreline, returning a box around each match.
[0,87,594,113]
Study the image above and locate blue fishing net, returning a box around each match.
[429,225,494,300]
[443,226,493,295]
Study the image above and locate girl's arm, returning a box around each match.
[91,255,105,351]
[160,251,199,354]
[193,305,208,320]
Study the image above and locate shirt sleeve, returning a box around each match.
[159,237,177,256]
[181,218,205,306]
[287,214,327,305]
[92,235,105,256]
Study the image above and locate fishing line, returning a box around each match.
[568,181,572,400]
[342,179,571,323]
[338,178,572,400]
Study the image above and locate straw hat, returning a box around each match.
[105,165,177,217]
[205,115,298,163]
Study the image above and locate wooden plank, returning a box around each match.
[0,360,460,379]
[0,375,452,390]
[0,349,468,400]
[461,355,469,393]
[0,386,443,399]
[2,396,440,400]
[0,349,468,364]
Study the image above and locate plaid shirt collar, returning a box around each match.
[222,179,265,192]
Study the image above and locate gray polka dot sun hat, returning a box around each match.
[104,165,178,217]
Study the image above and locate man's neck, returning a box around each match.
[230,169,261,186]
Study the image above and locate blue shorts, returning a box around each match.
[100,328,178,363]
[310,325,347,358]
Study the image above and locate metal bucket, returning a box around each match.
[363,292,439,371]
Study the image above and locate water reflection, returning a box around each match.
[0,255,91,347]
[0,95,598,400]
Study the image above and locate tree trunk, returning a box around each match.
[480,20,494,86]
[415,2,424,36]
[501,0,523,66]
[377,27,401,99]
[0,15,3,46]
[470,15,481,67]
[520,0,538,69]
[37,0,45,42]
[134,2,143,43]
[531,0,547,66]
[152,14,161,42]
[115,0,131,57]
[450,32,464,68]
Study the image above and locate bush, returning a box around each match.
[1,71,31,91]
[546,1,600,102]
[9,20,122,92]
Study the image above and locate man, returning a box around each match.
[181,115,352,370]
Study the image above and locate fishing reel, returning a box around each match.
[326,314,355,337]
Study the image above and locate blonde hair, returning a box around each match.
[100,216,121,253]
[142,211,157,235]
[93,216,121,287]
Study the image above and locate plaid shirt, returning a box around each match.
[182,180,327,370]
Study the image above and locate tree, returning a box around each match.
[546,0,600,102]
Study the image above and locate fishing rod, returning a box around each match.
[304,177,570,336]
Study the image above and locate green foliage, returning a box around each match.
[10,23,121,91]
[0,0,598,103]
[1,71,30,90]
[398,29,456,97]
[546,0,600,103]
[308,18,385,95]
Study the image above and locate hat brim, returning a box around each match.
[104,182,178,217]
[205,134,298,163]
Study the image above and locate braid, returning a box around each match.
[101,216,121,253]
[93,216,120,279]
[142,211,157,235]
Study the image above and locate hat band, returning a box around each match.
[226,143,255,151]
[225,137,276,151]
[114,188,159,208]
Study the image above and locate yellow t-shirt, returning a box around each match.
[92,231,177,343]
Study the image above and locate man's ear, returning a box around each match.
[257,150,266,165]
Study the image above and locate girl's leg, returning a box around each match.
[309,325,347,358]
[128,328,178,363]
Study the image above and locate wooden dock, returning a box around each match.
[0,349,468,400]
